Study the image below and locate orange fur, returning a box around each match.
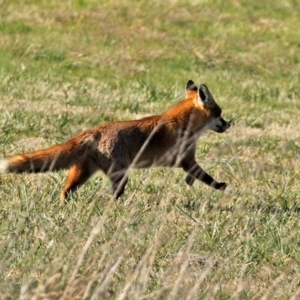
[0,80,231,201]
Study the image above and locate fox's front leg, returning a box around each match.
[185,174,196,186]
[181,160,226,190]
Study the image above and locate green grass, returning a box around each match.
[1,0,300,299]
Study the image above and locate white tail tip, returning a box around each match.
[0,159,9,173]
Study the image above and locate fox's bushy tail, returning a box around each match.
[0,130,100,174]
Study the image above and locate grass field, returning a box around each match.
[1,0,300,299]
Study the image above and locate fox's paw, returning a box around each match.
[185,174,195,186]
[215,182,227,191]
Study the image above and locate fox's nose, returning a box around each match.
[221,118,230,130]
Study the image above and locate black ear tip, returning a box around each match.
[186,80,198,92]
[200,84,208,89]
[186,79,194,86]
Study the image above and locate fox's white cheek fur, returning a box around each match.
[0,159,9,173]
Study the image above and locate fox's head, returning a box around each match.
[185,80,231,133]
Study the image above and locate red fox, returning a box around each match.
[0,80,230,200]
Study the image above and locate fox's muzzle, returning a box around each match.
[210,117,231,133]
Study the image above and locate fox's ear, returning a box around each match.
[198,84,214,106]
[185,80,198,94]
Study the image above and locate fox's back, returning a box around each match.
[95,115,174,166]
[94,98,205,168]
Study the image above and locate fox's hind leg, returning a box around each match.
[108,167,129,199]
[61,159,98,202]
[111,172,128,199]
